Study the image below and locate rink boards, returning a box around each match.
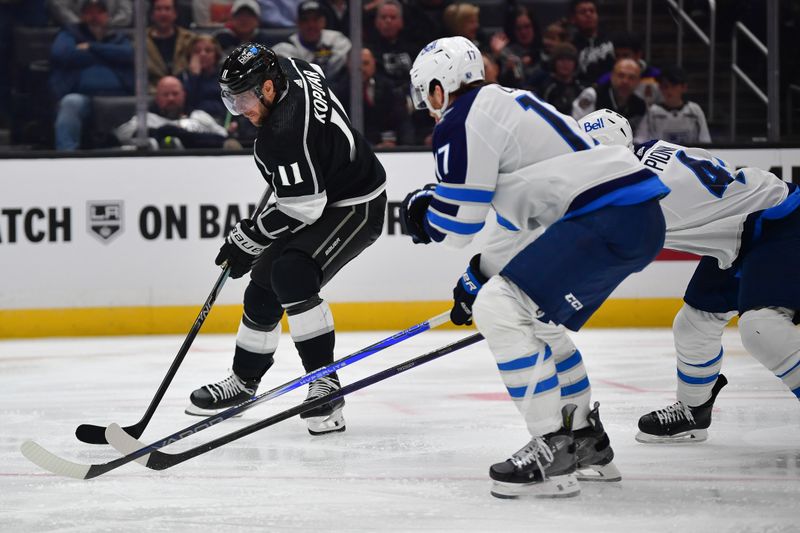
[1,148,799,337]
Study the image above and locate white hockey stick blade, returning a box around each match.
[105,423,150,465]
[20,440,91,479]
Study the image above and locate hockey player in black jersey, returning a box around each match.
[186,43,387,435]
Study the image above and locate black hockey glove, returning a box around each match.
[215,218,271,279]
[400,184,437,244]
[451,254,489,326]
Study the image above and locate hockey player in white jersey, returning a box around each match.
[578,108,800,443]
[401,37,671,499]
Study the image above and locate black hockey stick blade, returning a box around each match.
[74,186,273,445]
[22,333,483,479]
[121,333,485,471]
[73,267,230,445]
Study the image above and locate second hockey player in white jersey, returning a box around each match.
[580,108,800,442]
[401,37,671,499]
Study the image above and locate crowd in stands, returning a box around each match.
[0,0,712,151]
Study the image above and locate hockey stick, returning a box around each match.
[75,186,273,445]
[120,310,451,463]
[21,333,483,479]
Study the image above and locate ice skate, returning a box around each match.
[489,404,580,499]
[300,374,346,435]
[573,402,621,482]
[185,371,259,416]
[636,374,728,443]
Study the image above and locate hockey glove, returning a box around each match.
[215,218,271,279]
[451,254,489,326]
[400,184,437,244]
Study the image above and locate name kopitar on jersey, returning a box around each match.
[302,69,329,124]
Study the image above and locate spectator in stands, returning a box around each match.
[272,0,351,96]
[572,57,646,130]
[366,0,417,93]
[49,0,134,150]
[490,5,545,90]
[361,47,412,147]
[538,43,584,115]
[147,0,195,90]
[49,0,132,27]
[179,34,226,121]
[596,33,661,106]
[0,0,49,131]
[482,50,499,83]
[214,0,273,55]
[568,0,614,85]
[115,75,230,149]
[256,0,301,27]
[317,0,348,35]
[443,3,486,50]
[192,0,234,27]
[635,64,711,144]
[540,21,568,66]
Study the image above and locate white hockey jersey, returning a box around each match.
[425,85,668,260]
[637,140,792,268]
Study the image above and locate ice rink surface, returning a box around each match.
[1,328,798,533]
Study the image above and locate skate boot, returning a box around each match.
[300,373,346,436]
[489,404,580,499]
[636,374,728,443]
[185,371,259,416]
[573,402,622,482]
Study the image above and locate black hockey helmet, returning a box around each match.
[218,43,287,95]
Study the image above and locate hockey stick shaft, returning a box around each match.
[75,186,273,445]
[21,313,457,479]
[116,310,451,455]
[145,332,484,470]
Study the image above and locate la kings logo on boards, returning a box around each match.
[87,201,124,244]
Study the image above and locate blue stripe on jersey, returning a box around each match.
[681,348,723,368]
[423,216,446,243]
[555,350,583,373]
[496,213,519,231]
[560,376,590,397]
[426,210,485,235]
[436,184,494,203]
[564,170,669,220]
[515,93,591,152]
[792,386,800,399]
[677,369,719,385]
[497,346,552,371]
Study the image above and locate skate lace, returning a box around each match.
[655,401,695,426]
[510,437,554,474]
[208,374,246,402]
[307,376,339,400]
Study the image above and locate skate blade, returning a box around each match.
[306,410,346,436]
[576,461,622,482]
[184,404,244,418]
[635,429,708,444]
[490,474,580,499]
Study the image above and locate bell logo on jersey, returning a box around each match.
[583,117,605,132]
[565,293,584,311]
[87,201,124,244]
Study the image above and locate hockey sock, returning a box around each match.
[740,307,800,400]
[673,304,734,406]
[473,276,562,436]
[285,297,336,373]
[232,315,280,380]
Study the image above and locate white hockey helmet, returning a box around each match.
[409,37,484,120]
[579,109,634,151]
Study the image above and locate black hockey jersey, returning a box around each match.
[252,57,386,238]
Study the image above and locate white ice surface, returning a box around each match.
[1,329,798,532]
